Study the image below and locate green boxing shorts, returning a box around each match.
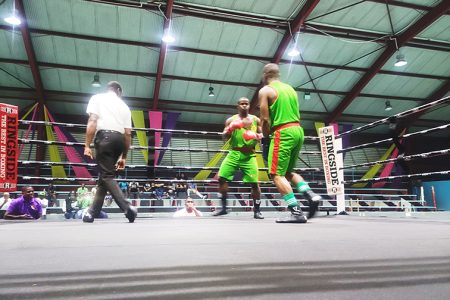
[268,125,304,176]
[218,150,259,183]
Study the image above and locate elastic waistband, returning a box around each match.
[232,147,255,153]
[97,129,122,134]
[271,122,300,132]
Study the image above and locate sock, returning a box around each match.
[297,182,311,193]
[221,193,227,209]
[283,193,298,207]
[253,199,261,211]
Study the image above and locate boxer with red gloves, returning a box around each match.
[214,97,264,219]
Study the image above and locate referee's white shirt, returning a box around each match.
[86,91,132,134]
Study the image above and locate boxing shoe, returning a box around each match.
[254,210,264,219]
[276,205,307,223]
[303,190,322,219]
[125,206,137,223]
[82,210,94,223]
[213,208,228,216]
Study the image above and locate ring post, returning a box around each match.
[318,126,346,214]
[0,104,19,192]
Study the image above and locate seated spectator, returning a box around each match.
[0,192,12,210]
[128,181,141,207]
[104,191,113,207]
[38,191,49,220]
[77,183,89,202]
[0,192,12,219]
[188,182,206,199]
[46,183,57,207]
[64,190,78,219]
[173,197,203,217]
[118,179,128,198]
[4,186,42,220]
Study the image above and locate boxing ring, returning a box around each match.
[1,96,450,299]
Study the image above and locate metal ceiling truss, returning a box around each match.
[327,0,450,123]
[0,58,427,103]
[0,25,445,81]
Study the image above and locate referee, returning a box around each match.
[83,81,137,223]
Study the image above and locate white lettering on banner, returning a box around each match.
[319,126,343,195]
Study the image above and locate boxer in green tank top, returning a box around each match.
[214,97,264,219]
[259,63,322,223]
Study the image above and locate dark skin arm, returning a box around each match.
[4,212,35,220]
[258,86,276,137]
[222,117,234,140]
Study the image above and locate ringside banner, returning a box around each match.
[0,104,18,192]
[319,126,344,196]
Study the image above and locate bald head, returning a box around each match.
[262,63,280,84]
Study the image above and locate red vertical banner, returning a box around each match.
[0,104,19,192]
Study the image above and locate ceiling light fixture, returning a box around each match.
[304,92,311,100]
[287,30,300,57]
[385,100,392,111]
[162,20,175,43]
[91,74,101,87]
[394,53,407,67]
[4,10,21,26]
[208,86,215,97]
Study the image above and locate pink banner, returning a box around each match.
[149,111,163,166]
[372,147,399,188]
[46,110,93,181]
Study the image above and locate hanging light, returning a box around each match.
[208,86,215,97]
[304,92,311,100]
[394,53,407,67]
[287,31,300,57]
[385,100,392,111]
[162,20,175,43]
[91,74,101,87]
[4,10,21,26]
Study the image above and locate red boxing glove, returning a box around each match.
[226,120,244,134]
[243,130,263,141]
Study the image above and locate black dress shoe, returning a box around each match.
[213,208,228,216]
[125,206,137,223]
[254,210,264,219]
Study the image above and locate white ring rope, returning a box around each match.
[19,120,320,141]
[336,95,450,138]
[340,148,450,170]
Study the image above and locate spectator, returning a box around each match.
[77,183,89,201]
[0,192,11,210]
[64,191,78,219]
[104,191,113,207]
[173,197,203,217]
[118,179,129,198]
[91,185,97,196]
[188,182,206,199]
[0,192,12,219]
[46,183,57,207]
[4,186,42,220]
[38,191,49,220]
[128,181,140,207]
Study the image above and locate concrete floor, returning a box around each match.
[1,212,449,299]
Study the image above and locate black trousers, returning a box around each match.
[89,130,130,216]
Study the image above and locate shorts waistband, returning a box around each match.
[97,129,123,134]
[232,147,255,153]
[271,122,300,133]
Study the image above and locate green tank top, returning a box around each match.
[268,81,300,128]
[230,114,258,148]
